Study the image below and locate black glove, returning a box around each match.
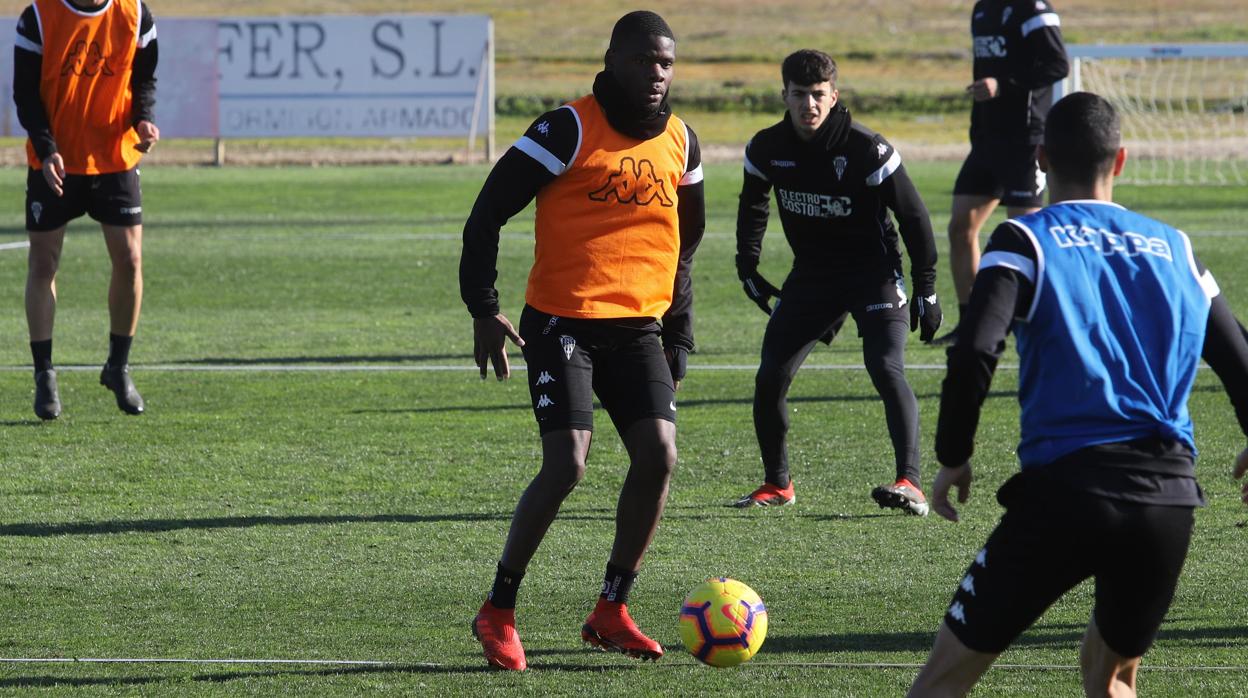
[665,346,688,383]
[741,271,782,315]
[910,292,943,343]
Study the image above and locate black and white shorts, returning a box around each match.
[26,166,143,232]
[518,305,676,436]
[952,141,1045,208]
[943,466,1195,658]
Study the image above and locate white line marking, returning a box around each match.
[0,657,1242,671]
[0,657,406,666]
[0,241,30,251]
[0,363,983,372]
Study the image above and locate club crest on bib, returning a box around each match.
[559,335,577,360]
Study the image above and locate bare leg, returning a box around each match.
[25,226,67,342]
[908,622,998,698]
[1080,616,1141,698]
[610,418,677,570]
[102,224,143,337]
[947,195,1001,305]
[499,428,592,572]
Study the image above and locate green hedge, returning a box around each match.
[495,90,971,117]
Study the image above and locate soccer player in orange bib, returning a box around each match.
[459,11,705,671]
[14,0,159,419]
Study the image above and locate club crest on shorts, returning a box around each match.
[30,201,42,223]
[559,335,576,360]
[833,156,847,181]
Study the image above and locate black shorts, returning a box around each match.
[944,467,1195,658]
[772,268,911,344]
[518,305,676,436]
[26,167,143,232]
[952,141,1045,208]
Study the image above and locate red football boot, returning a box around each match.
[472,599,527,670]
[581,598,664,660]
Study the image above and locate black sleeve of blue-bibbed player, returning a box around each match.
[459,109,575,318]
[662,127,706,352]
[735,143,772,278]
[13,6,55,161]
[879,162,937,296]
[935,224,1036,467]
[1197,255,1248,438]
[130,2,158,126]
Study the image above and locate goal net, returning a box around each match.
[1059,44,1248,185]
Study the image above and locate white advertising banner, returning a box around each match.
[0,14,492,140]
[158,19,219,138]
[218,15,492,138]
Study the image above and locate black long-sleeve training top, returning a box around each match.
[736,106,937,296]
[969,0,1069,145]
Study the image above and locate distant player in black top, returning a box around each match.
[935,0,1068,345]
[732,50,941,516]
[908,93,1248,697]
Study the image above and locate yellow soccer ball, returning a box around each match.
[678,577,768,667]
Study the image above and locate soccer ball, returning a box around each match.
[678,577,768,667]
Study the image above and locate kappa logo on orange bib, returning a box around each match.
[588,157,674,207]
[60,40,115,78]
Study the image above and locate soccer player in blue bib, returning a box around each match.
[908,92,1248,697]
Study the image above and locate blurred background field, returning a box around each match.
[0,0,1243,163]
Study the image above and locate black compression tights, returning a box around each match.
[753,317,920,488]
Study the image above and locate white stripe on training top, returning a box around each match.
[681,163,704,186]
[980,250,1037,285]
[513,136,566,177]
[1021,12,1060,37]
[865,150,901,186]
[743,145,768,182]
[14,33,40,54]
[1005,219,1046,323]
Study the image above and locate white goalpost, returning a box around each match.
[1057,43,1248,185]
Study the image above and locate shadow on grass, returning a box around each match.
[0,654,662,688]
[763,623,1248,656]
[0,512,511,537]
[0,503,949,537]
[178,354,467,365]
[0,508,723,537]
[353,391,1021,416]
[0,663,516,689]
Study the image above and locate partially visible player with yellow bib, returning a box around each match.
[14,0,159,419]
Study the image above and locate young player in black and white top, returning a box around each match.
[936,0,1068,345]
[732,49,941,516]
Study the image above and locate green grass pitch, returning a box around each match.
[0,162,1245,695]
